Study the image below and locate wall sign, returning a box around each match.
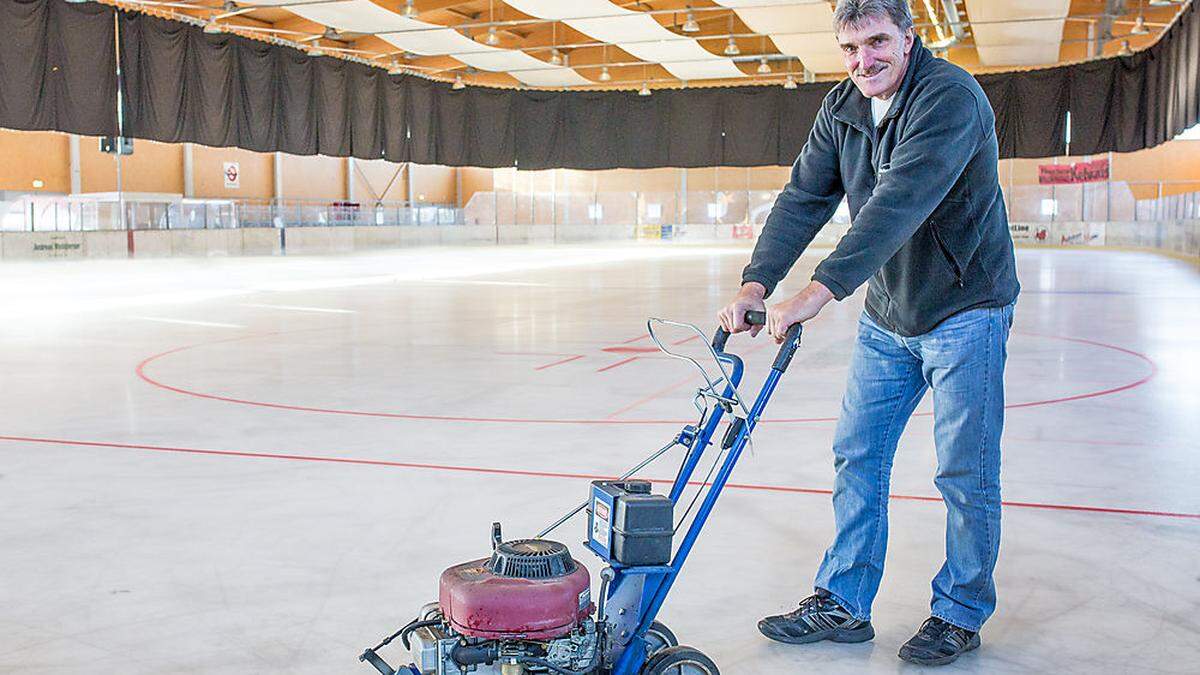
[223,161,240,188]
[1038,157,1110,185]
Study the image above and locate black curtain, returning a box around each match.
[720,86,779,167]
[979,66,1071,159]
[777,84,837,165]
[0,0,117,135]
[1069,0,1200,155]
[9,0,1194,168]
[120,10,410,160]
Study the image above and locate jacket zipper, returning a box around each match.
[929,222,965,288]
[867,123,898,325]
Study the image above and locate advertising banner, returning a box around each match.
[1038,158,1110,185]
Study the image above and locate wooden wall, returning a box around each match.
[2,128,1198,207]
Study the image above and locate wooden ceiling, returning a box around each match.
[105,0,1190,89]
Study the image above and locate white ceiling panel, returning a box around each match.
[711,0,844,74]
[287,0,413,33]
[453,49,591,86]
[240,0,591,86]
[964,0,1070,66]
[768,34,845,74]
[505,0,746,81]
[377,25,485,56]
[501,0,620,21]
[975,43,1064,67]
[514,68,594,87]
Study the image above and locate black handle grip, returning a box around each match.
[713,313,803,370]
[713,310,766,352]
[772,322,804,372]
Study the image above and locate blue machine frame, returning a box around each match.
[359,316,801,675]
[589,318,803,674]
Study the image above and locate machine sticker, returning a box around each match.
[579,588,591,611]
[592,497,611,546]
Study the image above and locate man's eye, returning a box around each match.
[842,45,856,54]
[871,38,884,48]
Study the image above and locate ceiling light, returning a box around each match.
[599,66,612,82]
[310,47,325,57]
[757,57,771,74]
[549,48,563,65]
[387,59,403,75]
[452,74,465,89]
[638,83,652,96]
[783,73,797,89]
[724,38,740,56]
[485,26,500,45]
[403,0,417,17]
[682,9,700,33]
[803,68,816,84]
[1131,14,1150,35]
[1119,40,1133,56]
[203,21,222,34]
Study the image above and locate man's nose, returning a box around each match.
[859,51,876,72]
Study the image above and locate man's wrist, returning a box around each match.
[803,280,834,304]
[739,281,767,300]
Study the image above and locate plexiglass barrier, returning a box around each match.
[2,182,1198,233]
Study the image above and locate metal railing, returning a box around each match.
[3,181,1198,233]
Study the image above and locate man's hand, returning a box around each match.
[766,281,835,343]
[717,282,768,337]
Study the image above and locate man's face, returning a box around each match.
[837,15,914,99]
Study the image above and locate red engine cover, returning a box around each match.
[439,558,592,640]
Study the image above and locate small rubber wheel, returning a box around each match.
[644,621,679,658]
[640,645,720,675]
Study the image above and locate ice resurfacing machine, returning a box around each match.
[360,312,803,675]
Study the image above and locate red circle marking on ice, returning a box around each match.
[134,329,1157,426]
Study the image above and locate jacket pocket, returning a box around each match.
[929,221,965,288]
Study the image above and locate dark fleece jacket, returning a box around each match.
[742,37,1020,337]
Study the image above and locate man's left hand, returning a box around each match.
[766,281,835,343]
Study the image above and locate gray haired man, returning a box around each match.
[717,0,1019,666]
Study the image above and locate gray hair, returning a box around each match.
[833,0,914,33]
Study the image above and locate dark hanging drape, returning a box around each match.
[1068,2,1200,156]
[978,66,1071,159]
[4,0,1197,168]
[0,0,117,136]
[118,11,409,159]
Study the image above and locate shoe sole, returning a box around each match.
[897,634,981,666]
[757,621,875,645]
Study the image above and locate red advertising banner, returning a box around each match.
[1038,157,1110,185]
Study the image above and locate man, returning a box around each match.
[717,0,1019,667]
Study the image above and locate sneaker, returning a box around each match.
[898,617,981,666]
[757,590,875,644]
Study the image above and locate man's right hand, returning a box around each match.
[717,282,768,337]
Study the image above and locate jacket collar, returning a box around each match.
[831,34,931,132]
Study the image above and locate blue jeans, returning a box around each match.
[813,303,1014,632]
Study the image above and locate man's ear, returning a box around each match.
[903,27,915,54]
